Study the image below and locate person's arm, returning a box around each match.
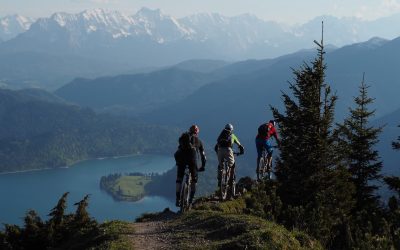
[198,139,206,169]
[272,128,281,146]
[232,134,244,154]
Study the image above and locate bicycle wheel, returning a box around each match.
[180,176,190,213]
[258,156,266,179]
[267,159,273,180]
[220,162,228,201]
[229,170,236,199]
[180,183,187,213]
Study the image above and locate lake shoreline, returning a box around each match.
[0,154,176,226]
[0,153,151,175]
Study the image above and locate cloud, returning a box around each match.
[383,0,400,9]
[353,1,400,20]
[70,0,120,4]
[354,5,369,19]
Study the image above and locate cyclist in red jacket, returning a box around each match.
[255,120,280,180]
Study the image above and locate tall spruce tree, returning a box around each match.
[384,126,400,249]
[384,125,400,205]
[393,125,400,150]
[336,75,383,212]
[271,25,354,246]
[47,192,70,245]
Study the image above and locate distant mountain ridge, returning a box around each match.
[3,8,400,89]
[55,68,216,115]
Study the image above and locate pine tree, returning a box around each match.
[48,192,69,227]
[383,126,400,249]
[271,24,354,245]
[384,125,400,208]
[21,210,46,249]
[336,75,383,212]
[73,194,93,229]
[47,192,69,246]
[393,125,400,150]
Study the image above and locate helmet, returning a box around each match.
[189,125,199,134]
[269,120,276,126]
[224,123,233,131]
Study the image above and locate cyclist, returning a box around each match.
[214,123,244,189]
[174,125,206,207]
[255,120,280,180]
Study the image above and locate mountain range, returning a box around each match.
[2,8,400,89]
[53,35,400,175]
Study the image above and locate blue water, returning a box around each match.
[0,154,176,226]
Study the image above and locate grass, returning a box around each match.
[94,221,135,250]
[170,210,323,250]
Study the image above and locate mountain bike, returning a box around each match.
[220,152,241,201]
[179,167,192,213]
[257,146,278,181]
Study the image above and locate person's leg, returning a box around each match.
[217,149,225,188]
[265,140,274,176]
[175,164,185,207]
[255,138,263,180]
[226,147,235,183]
[188,160,198,205]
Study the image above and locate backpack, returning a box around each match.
[217,130,232,147]
[258,123,269,138]
[179,132,194,150]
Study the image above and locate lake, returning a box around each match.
[0,154,176,226]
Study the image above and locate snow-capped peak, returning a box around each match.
[50,12,75,27]
[135,7,164,19]
[0,14,35,41]
[132,7,194,41]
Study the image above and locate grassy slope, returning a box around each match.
[95,221,135,250]
[133,198,323,250]
[171,210,323,250]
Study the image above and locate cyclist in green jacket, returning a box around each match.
[214,123,244,188]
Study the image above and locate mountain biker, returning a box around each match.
[174,125,206,207]
[214,123,244,189]
[255,120,280,180]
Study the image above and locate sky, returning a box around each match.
[2,0,400,24]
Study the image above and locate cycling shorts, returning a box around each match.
[255,137,273,158]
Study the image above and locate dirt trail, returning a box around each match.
[131,220,173,250]
[130,209,178,250]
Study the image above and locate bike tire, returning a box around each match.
[258,156,266,179]
[180,181,189,213]
[220,165,228,201]
[230,178,236,199]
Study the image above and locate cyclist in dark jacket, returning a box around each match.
[255,120,280,180]
[174,125,206,207]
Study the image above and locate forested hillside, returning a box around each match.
[0,89,178,172]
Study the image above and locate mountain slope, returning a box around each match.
[0,89,178,173]
[0,51,134,90]
[55,68,216,115]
